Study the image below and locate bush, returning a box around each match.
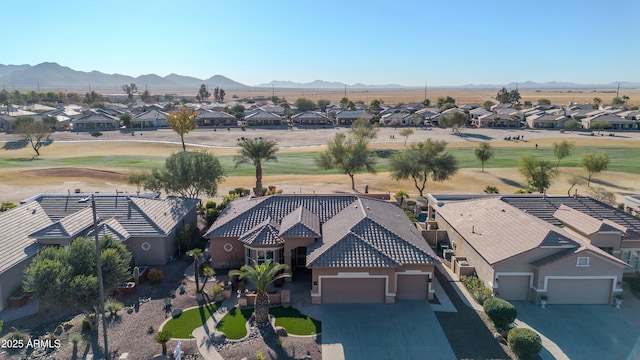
[460,275,493,305]
[147,268,164,284]
[403,208,418,222]
[514,188,532,194]
[508,328,542,359]
[406,200,417,207]
[206,208,221,226]
[205,201,216,209]
[90,131,103,137]
[105,298,124,317]
[483,297,517,329]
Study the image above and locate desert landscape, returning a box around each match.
[2,124,639,205]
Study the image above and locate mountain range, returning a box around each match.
[0,62,638,91]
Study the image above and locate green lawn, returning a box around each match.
[3,145,640,175]
[161,302,219,339]
[216,308,254,339]
[270,307,321,335]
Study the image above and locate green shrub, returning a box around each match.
[460,275,493,305]
[205,201,216,209]
[483,297,517,328]
[514,188,532,194]
[206,208,221,226]
[403,208,418,222]
[147,268,164,284]
[1,201,17,212]
[105,298,124,317]
[508,328,542,359]
[406,200,417,207]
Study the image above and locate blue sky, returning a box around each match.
[3,0,638,86]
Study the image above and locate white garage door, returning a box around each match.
[396,274,429,300]
[321,278,386,304]
[497,275,531,301]
[547,279,612,304]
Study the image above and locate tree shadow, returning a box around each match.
[373,149,396,159]
[2,140,28,150]
[498,177,525,188]
[590,178,634,191]
[457,133,494,141]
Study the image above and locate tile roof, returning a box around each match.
[238,218,283,246]
[553,204,627,236]
[29,207,94,239]
[132,109,167,121]
[279,206,321,238]
[206,195,436,268]
[0,202,51,274]
[501,195,640,239]
[87,218,131,242]
[30,194,197,237]
[435,197,580,265]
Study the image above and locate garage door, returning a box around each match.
[397,274,429,300]
[497,275,531,301]
[321,278,385,304]
[547,279,612,304]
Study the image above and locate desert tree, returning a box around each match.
[483,185,499,194]
[196,84,210,103]
[552,140,575,169]
[133,150,225,199]
[567,175,586,196]
[368,99,383,112]
[564,118,581,131]
[350,118,379,140]
[121,83,138,102]
[399,128,414,146]
[474,142,494,172]
[483,100,495,111]
[119,114,132,128]
[389,139,458,197]
[519,156,557,193]
[229,260,290,324]
[234,138,279,197]
[13,116,52,157]
[538,98,551,105]
[24,236,132,312]
[167,106,198,152]
[294,98,316,112]
[316,133,377,192]
[587,186,616,206]
[438,111,468,131]
[581,152,609,187]
[218,88,226,102]
[317,99,331,112]
[592,97,602,109]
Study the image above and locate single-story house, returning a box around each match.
[526,114,569,129]
[334,110,372,125]
[205,194,438,304]
[427,194,630,305]
[581,114,637,130]
[380,111,413,126]
[131,109,168,128]
[244,109,284,126]
[72,112,120,130]
[474,113,520,128]
[196,109,237,126]
[0,193,198,311]
[290,111,332,125]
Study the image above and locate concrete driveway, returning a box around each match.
[514,300,640,360]
[321,301,456,360]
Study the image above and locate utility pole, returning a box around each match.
[344,84,347,99]
[91,195,109,360]
[617,82,620,98]
[424,83,427,102]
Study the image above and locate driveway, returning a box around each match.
[321,301,456,360]
[514,300,640,360]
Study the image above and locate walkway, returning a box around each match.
[189,297,237,360]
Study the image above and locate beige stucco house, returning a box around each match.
[205,194,437,304]
[427,194,630,305]
[0,193,197,312]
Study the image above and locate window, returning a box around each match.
[576,257,590,267]
[256,249,275,264]
[622,250,640,270]
[245,247,252,265]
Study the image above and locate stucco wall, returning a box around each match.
[0,258,33,311]
[536,251,625,284]
[210,237,245,268]
[126,236,168,266]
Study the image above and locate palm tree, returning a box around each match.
[154,329,172,356]
[189,248,203,294]
[474,142,494,173]
[394,191,409,206]
[234,138,279,197]
[229,260,290,324]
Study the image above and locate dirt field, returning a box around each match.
[1,126,639,204]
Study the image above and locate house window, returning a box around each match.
[622,250,640,270]
[576,257,590,267]
[245,247,252,264]
[256,250,274,264]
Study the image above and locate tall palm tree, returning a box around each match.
[229,260,290,324]
[189,248,203,294]
[474,142,494,173]
[394,190,409,206]
[234,138,279,197]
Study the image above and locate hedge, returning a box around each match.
[508,328,542,359]
[460,275,493,305]
[483,297,517,329]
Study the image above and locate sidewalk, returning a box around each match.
[190,297,237,360]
